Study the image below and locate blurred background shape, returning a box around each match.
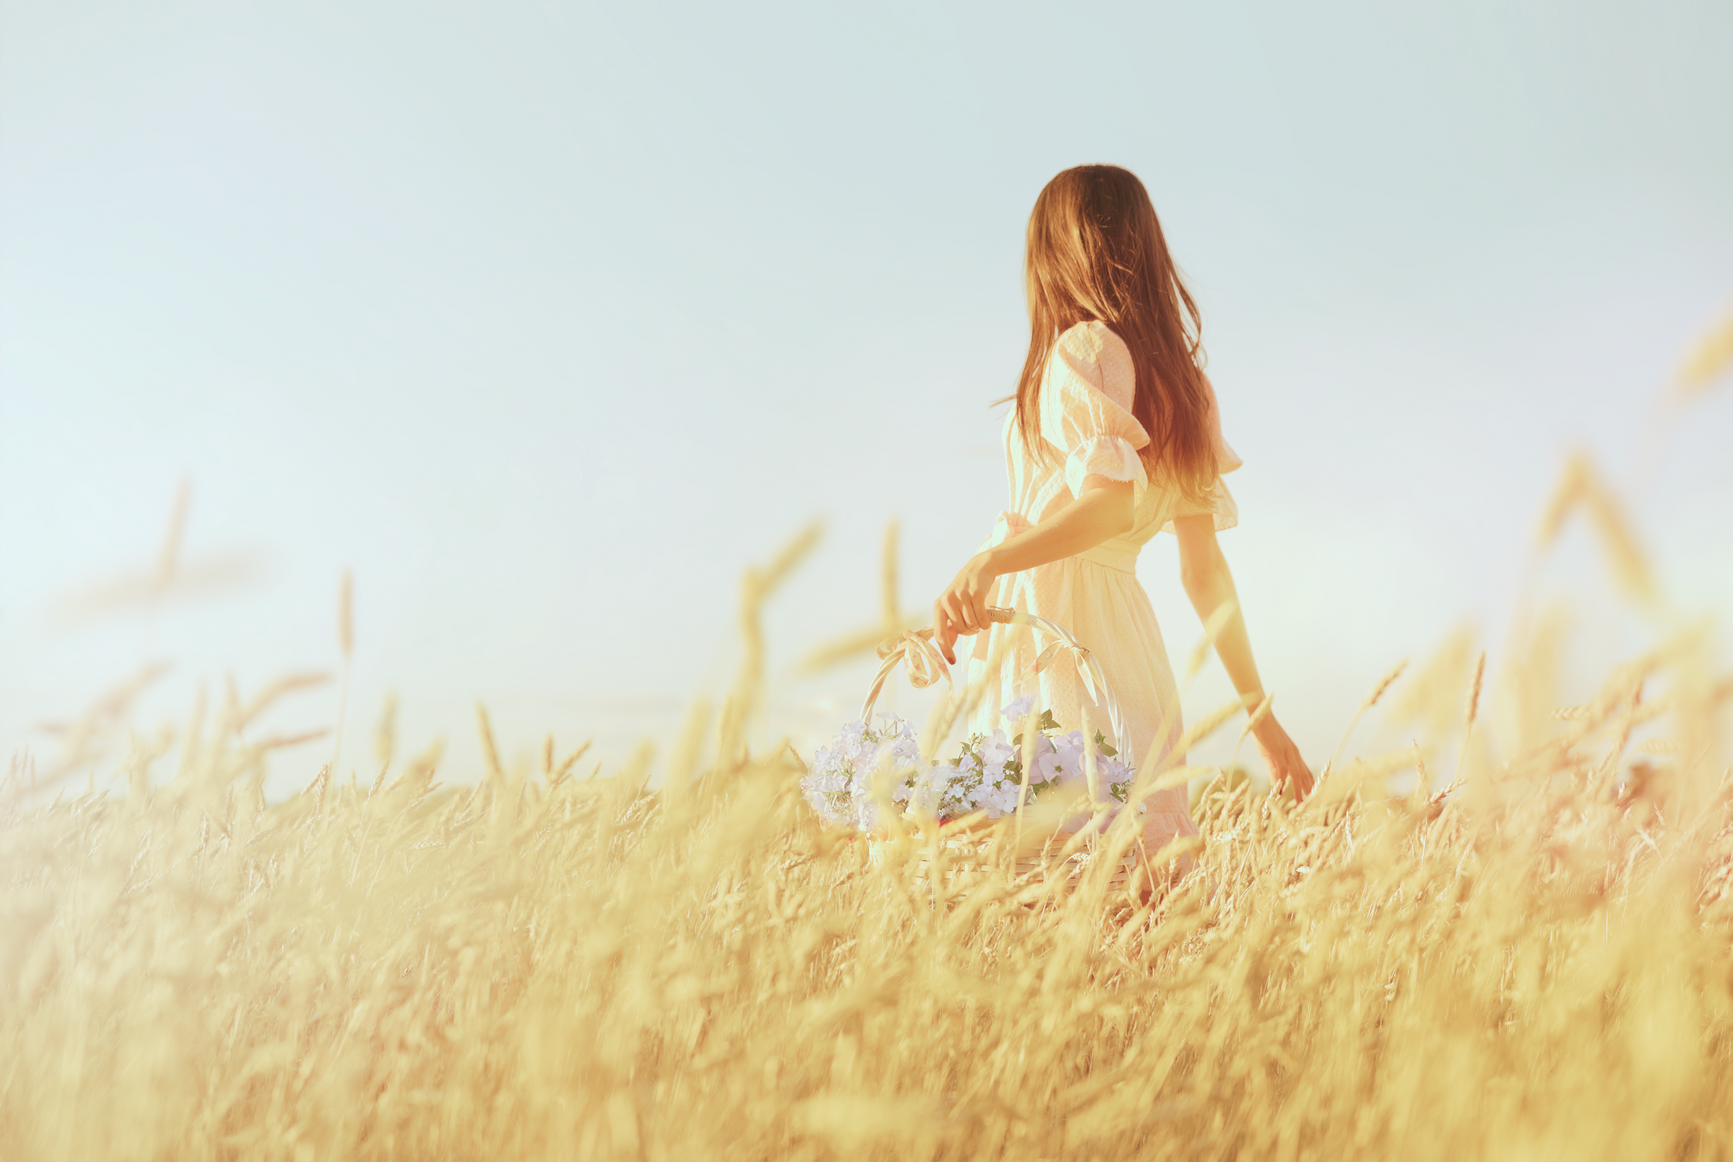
[1,0,1729,791]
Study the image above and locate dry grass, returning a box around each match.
[4,460,1732,1160]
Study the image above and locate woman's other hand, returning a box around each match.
[1253,714,1314,799]
[932,553,997,665]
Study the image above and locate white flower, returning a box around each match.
[909,763,956,814]
[1055,732,1088,778]
[806,714,933,828]
[978,733,1015,779]
[876,712,913,740]
[823,703,1136,829]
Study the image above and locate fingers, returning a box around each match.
[1258,742,1314,802]
[936,601,958,665]
[1278,747,1315,800]
[931,601,956,665]
[965,590,989,635]
[944,591,981,637]
[1289,740,1316,798]
[933,585,994,666]
[1253,717,1315,801]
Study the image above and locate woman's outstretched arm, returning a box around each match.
[1173,513,1315,798]
[932,477,1134,664]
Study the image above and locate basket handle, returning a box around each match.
[858,606,1130,764]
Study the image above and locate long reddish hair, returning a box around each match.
[1014,164,1214,505]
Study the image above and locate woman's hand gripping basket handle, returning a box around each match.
[860,608,1131,773]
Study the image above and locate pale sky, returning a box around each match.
[3,0,1730,791]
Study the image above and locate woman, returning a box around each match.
[932,164,1313,865]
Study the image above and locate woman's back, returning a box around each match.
[999,319,1242,559]
[933,164,1313,873]
[963,319,1243,855]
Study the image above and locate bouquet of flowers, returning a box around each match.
[800,713,923,831]
[801,695,1137,832]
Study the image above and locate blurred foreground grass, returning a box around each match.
[3,553,1731,1162]
[3,322,1732,1159]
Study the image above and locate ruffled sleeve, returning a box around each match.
[1160,373,1242,534]
[1039,322,1150,506]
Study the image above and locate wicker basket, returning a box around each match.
[858,606,1153,897]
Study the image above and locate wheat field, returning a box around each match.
[4,333,1732,1160]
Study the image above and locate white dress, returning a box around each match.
[965,320,1242,858]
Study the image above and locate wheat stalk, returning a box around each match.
[1325,658,1409,778]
